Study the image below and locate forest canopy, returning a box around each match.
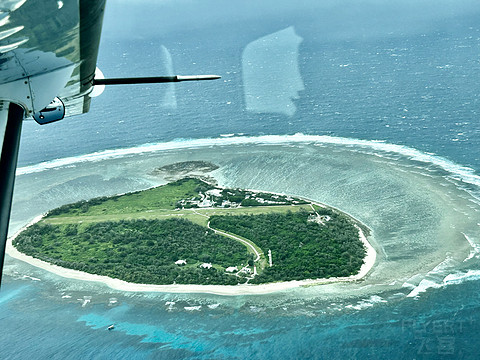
[13,177,367,285]
[210,210,365,283]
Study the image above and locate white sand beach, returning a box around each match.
[6,215,376,296]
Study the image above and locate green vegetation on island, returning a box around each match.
[13,176,367,286]
[210,210,365,283]
[152,160,220,175]
[14,218,250,285]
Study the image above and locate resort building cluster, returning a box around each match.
[175,187,304,210]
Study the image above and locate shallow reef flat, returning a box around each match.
[8,137,480,300]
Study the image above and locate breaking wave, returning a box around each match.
[15,134,480,300]
[16,134,480,189]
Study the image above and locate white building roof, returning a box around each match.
[206,189,222,197]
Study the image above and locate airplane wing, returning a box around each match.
[0,0,107,283]
[0,0,106,118]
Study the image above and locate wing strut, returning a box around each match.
[92,75,221,86]
[0,103,24,285]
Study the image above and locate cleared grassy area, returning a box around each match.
[44,210,187,225]
[44,204,313,226]
[48,178,210,218]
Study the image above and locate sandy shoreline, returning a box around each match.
[6,214,376,296]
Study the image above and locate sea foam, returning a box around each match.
[16,134,480,191]
[15,134,480,293]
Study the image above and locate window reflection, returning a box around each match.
[242,26,304,116]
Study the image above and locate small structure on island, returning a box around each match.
[308,214,331,225]
[225,266,238,273]
[199,199,213,207]
[200,263,213,269]
[175,259,187,266]
[206,189,222,197]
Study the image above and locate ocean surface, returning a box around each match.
[3,1,480,358]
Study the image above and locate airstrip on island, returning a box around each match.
[12,176,371,288]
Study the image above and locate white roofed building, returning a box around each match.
[206,189,222,197]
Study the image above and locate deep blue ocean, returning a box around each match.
[3,1,480,358]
